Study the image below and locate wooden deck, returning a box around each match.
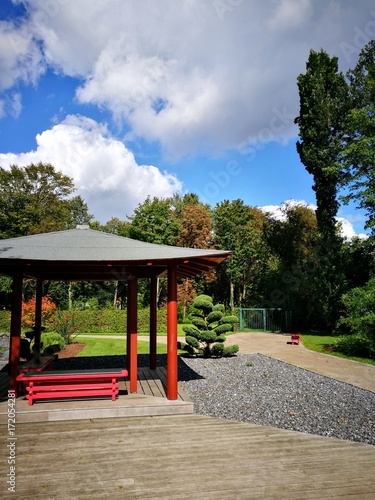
[0,367,193,423]
[2,414,375,499]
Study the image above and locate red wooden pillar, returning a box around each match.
[127,276,138,393]
[149,276,157,370]
[33,278,43,352]
[167,264,178,400]
[9,272,23,395]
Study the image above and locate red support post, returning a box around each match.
[9,272,23,395]
[127,276,138,393]
[149,277,157,370]
[33,279,43,352]
[167,264,178,400]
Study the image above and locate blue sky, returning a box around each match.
[0,0,373,237]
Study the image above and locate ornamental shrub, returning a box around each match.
[181,294,239,357]
[182,325,200,337]
[206,311,222,323]
[334,334,374,358]
[213,304,225,312]
[41,331,66,351]
[21,295,58,330]
[219,315,238,325]
[340,277,375,345]
[53,310,79,345]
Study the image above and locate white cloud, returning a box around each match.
[262,199,368,239]
[336,218,369,240]
[0,115,182,222]
[2,0,373,156]
[261,199,317,221]
[0,20,44,91]
[267,0,313,30]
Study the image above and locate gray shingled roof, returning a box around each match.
[0,226,229,262]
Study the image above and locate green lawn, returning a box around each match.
[300,331,375,366]
[75,336,168,356]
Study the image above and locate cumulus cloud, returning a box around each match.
[1,0,374,157]
[336,218,369,240]
[0,19,44,91]
[262,199,368,239]
[0,115,182,222]
[261,199,317,220]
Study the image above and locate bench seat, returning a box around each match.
[18,354,57,373]
[16,368,128,405]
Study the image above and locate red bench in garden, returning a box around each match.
[16,368,128,405]
[18,354,57,373]
[290,334,301,345]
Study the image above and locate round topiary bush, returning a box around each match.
[181,294,239,357]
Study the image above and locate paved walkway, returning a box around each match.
[78,332,375,392]
[225,331,375,392]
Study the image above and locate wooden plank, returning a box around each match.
[137,370,153,396]
[153,366,192,401]
[142,368,166,398]
[1,415,375,499]
[145,373,165,398]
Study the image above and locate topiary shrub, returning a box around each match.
[181,295,239,357]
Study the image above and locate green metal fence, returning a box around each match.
[239,308,292,332]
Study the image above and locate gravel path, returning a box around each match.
[52,352,375,446]
[179,353,375,446]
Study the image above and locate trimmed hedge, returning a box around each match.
[0,308,168,334]
[0,311,10,332]
[64,308,168,333]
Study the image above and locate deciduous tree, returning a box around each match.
[128,196,180,245]
[340,41,375,235]
[0,162,91,238]
[295,49,350,240]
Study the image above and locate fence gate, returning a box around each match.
[239,308,292,332]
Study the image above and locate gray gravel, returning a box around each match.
[178,353,375,446]
[14,351,375,445]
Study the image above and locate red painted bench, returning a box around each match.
[290,334,301,345]
[18,354,57,373]
[16,368,128,405]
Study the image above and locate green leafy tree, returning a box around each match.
[128,196,180,245]
[340,41,375,235]
[67,196,93,228]
[295,49,350,330]
[342,237,375,290]
[295,49,350,239]
[213,199,269,310]
[180,294,239,357]
[335,277,375,358]
[0,163,91,238]
[265,203,319,327]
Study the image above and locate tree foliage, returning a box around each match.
[0,162,92,238]
[295,49,350,240]
[340,41,375,234]
[128,195,180,245]
[213,199,270,309]
[21,295,58,330]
